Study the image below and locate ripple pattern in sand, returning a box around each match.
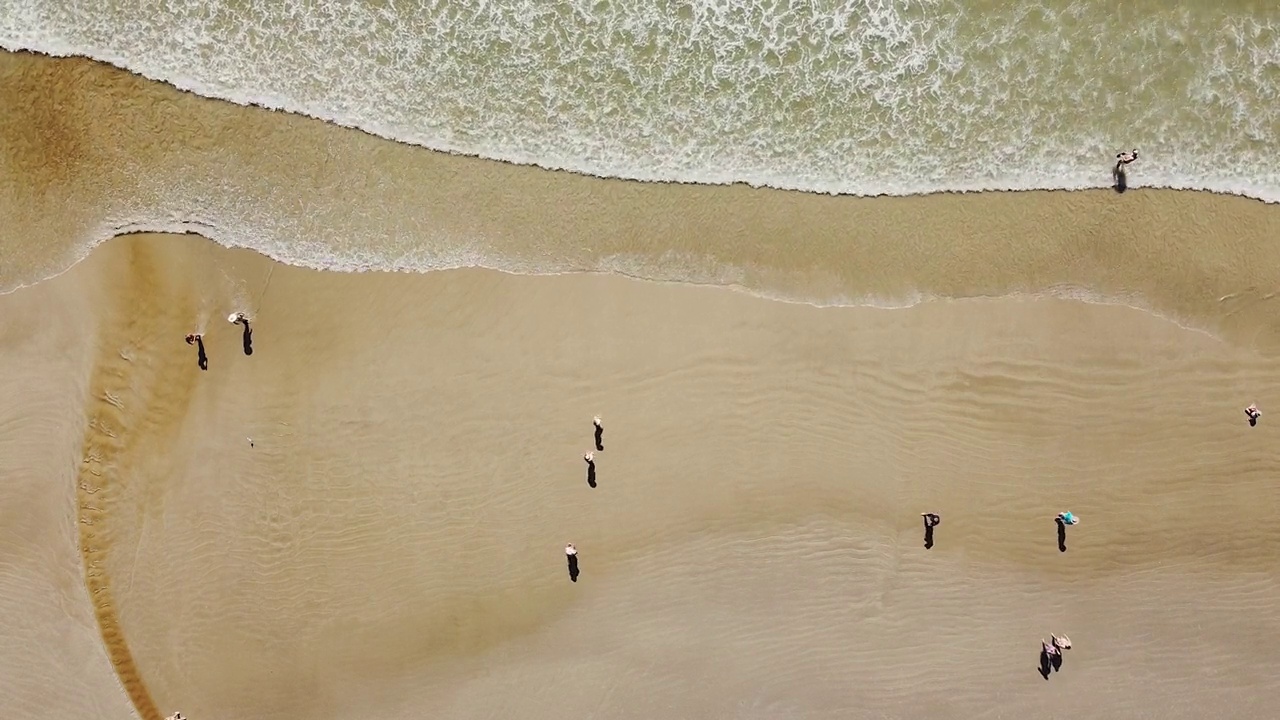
[69,240,1280,719]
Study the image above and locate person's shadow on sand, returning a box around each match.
[186,334,208,371]
[921,513,940,550]
[1113,164,1127,193]
[1038,646,1065,680]
[1037,649,1064,679]
[586,460,597,489]
[567,554,580,582]
[1056,517,1068,553]
[233,315,254,356]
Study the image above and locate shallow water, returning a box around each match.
[1,50,1280,354]
[3,0,1279,199]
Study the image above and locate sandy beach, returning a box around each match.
[1,230,1278,719]
[2,50,1280,719]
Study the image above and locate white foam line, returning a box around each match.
[4,217,1221,352]
[706,280,1222,343]
[0,25,1270,337]
[2,38,1279,206]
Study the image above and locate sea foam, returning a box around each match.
[2,0,1279,202]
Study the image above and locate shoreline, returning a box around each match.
[2,45,1277,205]
[5,50,1280,356]
[3,13,1280,717]
[11,227,1226,353]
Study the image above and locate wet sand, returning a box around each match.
[1,232,1279,719]
[5,49,1280,356]
[4,48,1280,720]
[0,259,136,719]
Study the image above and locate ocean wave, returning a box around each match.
[35,217,1216,350]
[3,0,1279,202]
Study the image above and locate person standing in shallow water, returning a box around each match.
[1113,149,1138,193]
[230,312,253,356]
[185,333,207,371]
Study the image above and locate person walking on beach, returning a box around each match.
[230,312,253,356]
[1055,511,1078,552]
[921,513,941,550]
[565,543,580,582]
[584,452,597,488]
[593,415,604,452]
[1245,403,1261,427]
[166,713,185,720]
[185,333,208,371]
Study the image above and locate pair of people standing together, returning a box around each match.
[185,312,254,371]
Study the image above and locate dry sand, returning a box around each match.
[0,232,1278,720]
[3,49,1280,720]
